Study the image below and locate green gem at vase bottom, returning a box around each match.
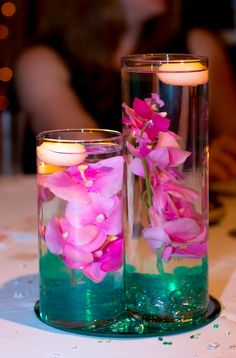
[125,257,209,329]
[39,251,124,328]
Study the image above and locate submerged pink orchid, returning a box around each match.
[143,216,207,262]
[40,156,124,203]
[38,154,124,283]
[124,93,207,264]
[45,215,123,283]
[65,192,122,236]
[123,96,170,140]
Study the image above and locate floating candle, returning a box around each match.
[37,142,87,167]
[158,62,208,86]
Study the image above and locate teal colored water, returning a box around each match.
[39,252,124,327]
[125,259,208,323]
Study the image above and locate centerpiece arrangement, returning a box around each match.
[34,55,221,336]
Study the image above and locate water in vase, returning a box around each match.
[122,60,209,329]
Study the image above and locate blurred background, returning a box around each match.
[0,0,236,175]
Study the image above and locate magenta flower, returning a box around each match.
[40,156,124,203]
[123,97,170,140]
[144,93,165,109]
[124,93,207,265]
[143,217,206,262]
[83,238,123,282]
[44,215,123,283]
[146,131,190,167]
[65,192,122,235]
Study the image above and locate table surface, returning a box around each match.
[0,175,236,358]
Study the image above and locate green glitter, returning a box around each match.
[167,342,173,345]
[213,324,219,328]
[125,261,208,324]
[158,337,163,341]
[163,341,168,345]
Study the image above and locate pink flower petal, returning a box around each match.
[47,172,90,204]
[143,226,171,248]
[89,192,116,217]
[83,262,106,283]
[100,239,123,272]
[130,158,145,177]
[45,216,64,255]
[92,156,124,197]
[37,174,49,188]
[63,244,94,269]
[164,183,199,202]
[147,147,169,168]
[145,93,164,108]
[70,225,99,246]
[65,201,97,227]
[173,241,208,258]
[103,198,122,235]
[133,97,152,119]
[80,229,107,253]
[168,148,191,167]
[158,131,181,149]
[161,245,173,262]
[123,103,143,128]
[163,218,200,242]
[38,187,55,203]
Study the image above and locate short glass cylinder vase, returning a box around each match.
[122,54,211,332]
[36,129,124,331]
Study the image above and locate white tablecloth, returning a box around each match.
[0,175,236,358]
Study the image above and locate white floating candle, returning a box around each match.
[37,142,87,167]
[158,62,208,86]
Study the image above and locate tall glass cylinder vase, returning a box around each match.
[36,129,124,331]
[122,54,211,332]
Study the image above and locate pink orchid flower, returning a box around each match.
[41,156,124,203]
[45,215,123,282]
[65,192,122,235]
[143,216,206,262]
[147,131,191,169]
[83,238,123,282]
[123,97,170,140]
[45,216,96,266]
[144,93,165,109]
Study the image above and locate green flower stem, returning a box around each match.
[71,269,76,288]
[157,248,165,275]
[139,125,165,275]
[142,159,152,208]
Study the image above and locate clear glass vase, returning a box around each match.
[36,129,124,330]
[122,54,210,331]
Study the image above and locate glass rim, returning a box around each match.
[36,128,122,143]
[121,53,208,65]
